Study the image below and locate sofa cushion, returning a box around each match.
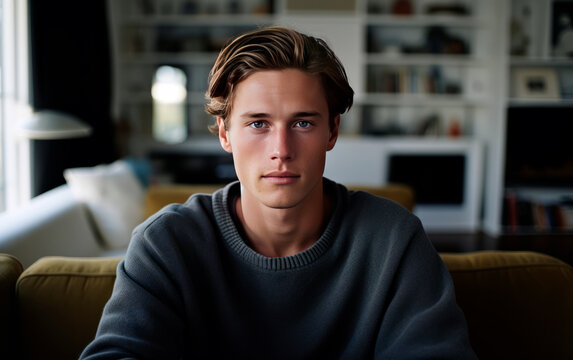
[441,251,573,360]
[64,160,145,250]
[16,256,122,360]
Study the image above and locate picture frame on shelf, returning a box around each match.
[512,67,560,99]
[551,1,573,58]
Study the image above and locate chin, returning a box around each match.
[263,198,301,210]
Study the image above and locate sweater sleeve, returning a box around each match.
[374,223,477,359]
[80,212,193,360]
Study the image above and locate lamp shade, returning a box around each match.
[19,110,92,140]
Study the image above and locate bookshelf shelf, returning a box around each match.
[497,0,573,236]
[364,14,482,27]
[123,14,276,26]
[365,54,481,66]
[362,93,486,107]
[507,98,573,107]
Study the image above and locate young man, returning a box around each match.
[81,27,476,359]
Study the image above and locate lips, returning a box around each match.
[262,171,300,184]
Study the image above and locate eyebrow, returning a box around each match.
[239,111,321,119]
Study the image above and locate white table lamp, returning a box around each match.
[19,110,92,140]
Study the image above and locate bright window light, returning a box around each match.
[152,65,188,144]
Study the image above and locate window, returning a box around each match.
[151,65,188,144]
[0,0,31,213]
[0,0,5,211]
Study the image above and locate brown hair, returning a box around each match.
[205,26,354,134]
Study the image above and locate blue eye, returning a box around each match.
[250,121,265,129]
[296,121,311,128]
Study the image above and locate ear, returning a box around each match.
[326,115,340,151]
[217,117,232,153]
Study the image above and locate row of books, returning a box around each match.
[366,66,461,95]
[503,192,573,233]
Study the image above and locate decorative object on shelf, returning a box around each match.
[18,110,92,140]
[551,1,573,58]
[425,26,469,55]
[367,2,384,14]
[229,0,241,14]
[181,0,199,14]
[512,67,560,99]
[509,0,531,56]
[391,0,413,15]
[446,117,462,138]
[417,114,440,136]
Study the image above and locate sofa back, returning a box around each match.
[442,251,573,359]
[144,183,416,219]
[2,251,573,360]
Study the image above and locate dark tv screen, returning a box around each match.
[505,107,573,188]
[388,155,465,205]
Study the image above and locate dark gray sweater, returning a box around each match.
[81,179,476,359]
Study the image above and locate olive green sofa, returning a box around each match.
[1,251,572,359]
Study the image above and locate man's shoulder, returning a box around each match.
[347,187,411,213]
[137,193,216,233]
[340,186,422,236]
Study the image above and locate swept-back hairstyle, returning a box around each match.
[205,26,354,134]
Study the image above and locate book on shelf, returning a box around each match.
[367,66,461,95]
[503,192,573,233]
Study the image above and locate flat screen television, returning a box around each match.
[388,154,465,205]
[383,140,482,232]
[505,107,573,188]
[324,138,482,232]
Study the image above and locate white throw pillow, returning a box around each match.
[64,160,145,250]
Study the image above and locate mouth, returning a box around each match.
[262,171,300,184]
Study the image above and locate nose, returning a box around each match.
[269,126,293,161]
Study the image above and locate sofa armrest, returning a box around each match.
[16,256,122,360]
[0,254,23,358]
[441,251,573,359]
[0,185,104,268]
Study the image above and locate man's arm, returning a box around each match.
[374,226,477,359]
[80,219,190,359]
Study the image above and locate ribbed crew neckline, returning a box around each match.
[212,179,344,271]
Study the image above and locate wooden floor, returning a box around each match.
[428,232,573,266]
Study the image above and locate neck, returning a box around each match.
[236,182,331,258]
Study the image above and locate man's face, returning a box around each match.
[218,68,339,210]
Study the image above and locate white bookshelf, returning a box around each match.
[107,0,508,232]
